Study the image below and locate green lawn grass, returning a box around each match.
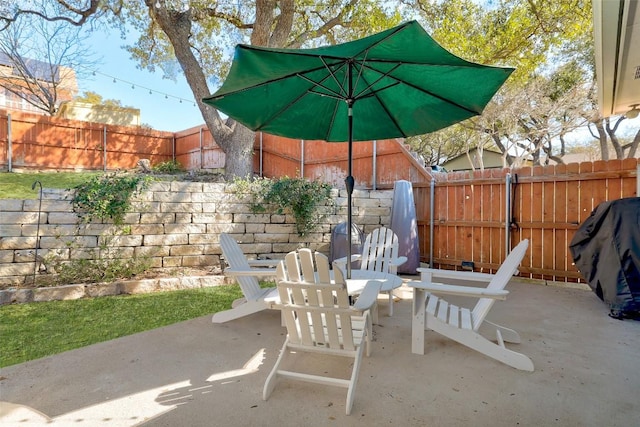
[0,171,102,199]
[0,285,243,368]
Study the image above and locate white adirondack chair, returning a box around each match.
[408,239,534,371]
[212,233,280,323]
[264,249,381,415]
[335,226,407,316]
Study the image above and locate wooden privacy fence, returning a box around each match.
[254,132,433,187]
[174,125,225,170]
[413,159,640,283]
[1,110,428,188]
[0,110,174,171]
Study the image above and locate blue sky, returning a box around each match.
[78,30,205,132]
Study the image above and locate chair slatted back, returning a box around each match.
[276,247,333,284]
[276,249,355,351]
[360,227,399,273]
[220,233,262,301]
[471,239,529,330]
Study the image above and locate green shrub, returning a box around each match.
[233,176,333,236]
[152,160,186,174]
[47,256,152,285]
[70,172,151,225]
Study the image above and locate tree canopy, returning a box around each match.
[405,0,639,166]
[2,0,637,173]
[2,0,401,177]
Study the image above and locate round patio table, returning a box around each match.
[344,269,403,295]
[343,270,403,321]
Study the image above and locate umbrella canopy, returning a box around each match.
[203,20,514,277]
[203,20,513,142]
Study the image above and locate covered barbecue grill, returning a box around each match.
[569,197,640,318]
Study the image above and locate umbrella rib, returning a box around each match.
[350,21,412,62]
[400,77,482,115]
[352,62,403,100]
[254,89,312,132]
[297,72,345,100]
[320,56,349,99]
[357,81,401,99]
[361,61,484,116]
[255,61,348,131]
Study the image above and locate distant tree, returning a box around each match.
[75,90,130,108]
[470,61,593,166]
[403,0,637,165]
[586,116,640,161]
[0,12,97,115]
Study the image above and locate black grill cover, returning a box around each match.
[569,197,640,318]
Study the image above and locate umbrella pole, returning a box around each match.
[345,61,355,280]
[346,101,354,280]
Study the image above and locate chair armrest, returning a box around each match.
[352,280,383,311]
[407,280,509,300]
[333,254,362,266]
[389,256,408,267]
[417,267,494,283]
[247,259,280,268]
[224,267,279,277]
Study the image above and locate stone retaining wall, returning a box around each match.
[0,275,228,305]
[0,181,394,288]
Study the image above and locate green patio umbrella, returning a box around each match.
[203,20,514,278]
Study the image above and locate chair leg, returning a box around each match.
[345,342,365,415]
[364,313,372,358]
[263,339,289,401]
[371,302,379,325]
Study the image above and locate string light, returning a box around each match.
[91,70,197,106]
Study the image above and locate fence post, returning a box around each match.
[103,126,107,171]
[300,139,304,178]
[429,177,435,268]
[505,173,512,253]
[199,127,203,169]
[7,113,11,172]
[259,132,263,177]
[637,163,640,197]
[372,140,377,190]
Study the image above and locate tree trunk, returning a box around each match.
[147,2,253,180]
[145,0,298,180]
[606,118,624,159]
[216,121,255,178]
[628,129,640,158]
[592,120,609,161]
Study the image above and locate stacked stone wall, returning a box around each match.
[0,181,393,287]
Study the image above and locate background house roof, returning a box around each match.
[593,0,640,117]
[0,52,61,83]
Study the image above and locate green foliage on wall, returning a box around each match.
[70,172,152,225]
[233,176,334,236]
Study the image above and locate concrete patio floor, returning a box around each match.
[1,279,638,426]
